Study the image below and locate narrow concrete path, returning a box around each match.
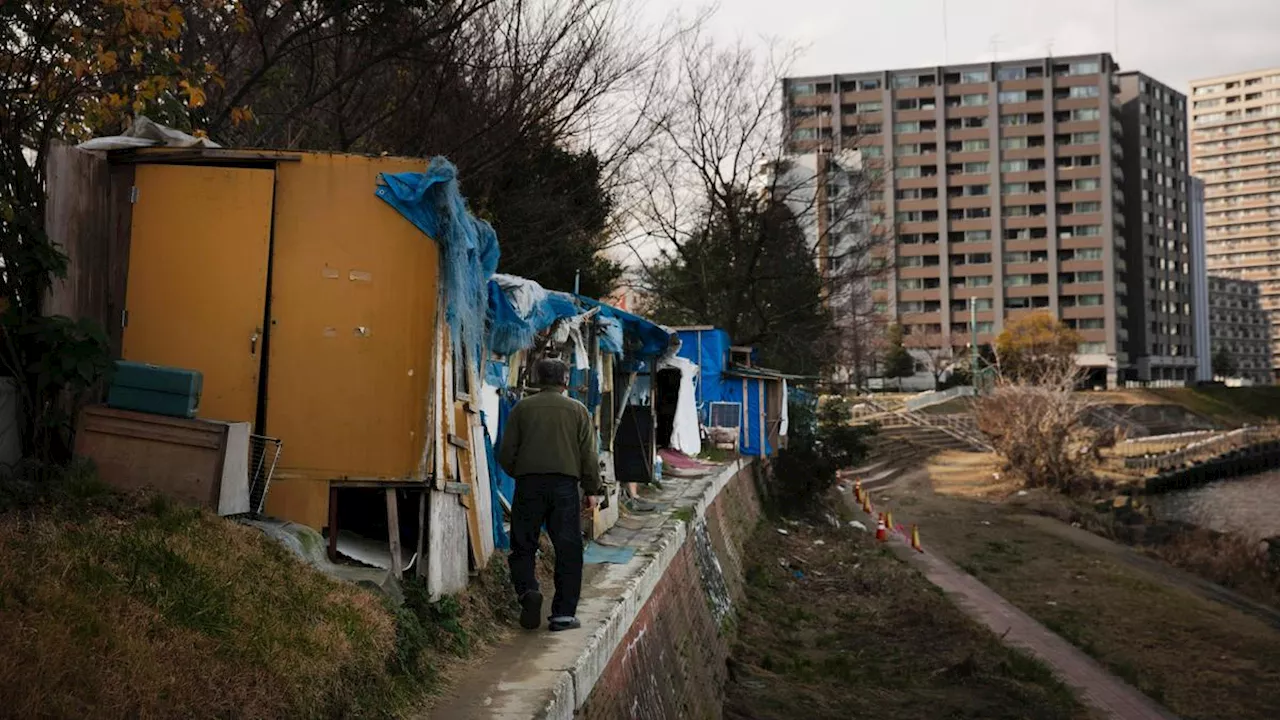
[899,544,1179,720]
[846,486,1178,720]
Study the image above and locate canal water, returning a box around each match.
[1147,470,1280,540]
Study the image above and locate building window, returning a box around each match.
[1002,182,1029,194]
[961,70,989,84]
[1071,108,1101,121]
[1001,159,1028,172]
[1078,342,1107,353]
[894,166,921,179]
[964,116,988,128]
[997,67,1027,81]
[962,93,989,106]
[892,75,919,89]
[999,91,1027,103]
[790,83,816,96]
[793,128,818,140]
[862,145,884,157]
[963,161,990,173]
[861,79,881,91]
[1069,61,1101,75]
[1078,294,1104,306]
[962,139,990,152]
[964,230,991,242]
[1069,86,1100,98]
[894,121,920,134]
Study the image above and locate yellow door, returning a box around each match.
[122,165,274,426]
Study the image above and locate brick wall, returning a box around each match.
[579,463,762,720]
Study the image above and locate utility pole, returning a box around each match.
[970,296,980,390]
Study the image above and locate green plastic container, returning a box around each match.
[106,360,202,419]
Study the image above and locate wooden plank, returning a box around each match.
[385,488,403,580]
[426,487,469,598]
[442,481,472,495]
[447,434,470,451]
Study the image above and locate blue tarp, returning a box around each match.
[677,328,776,457]
[377,158,499,369]
[480,413,512,550]
[575,295,673,360]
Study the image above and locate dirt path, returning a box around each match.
[845,486,1178,720]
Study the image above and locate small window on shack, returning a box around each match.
[710,401,742,429]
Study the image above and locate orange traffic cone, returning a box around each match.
[875,514,888,542]
[910,524,924,553]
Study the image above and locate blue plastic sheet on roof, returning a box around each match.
[485,279,582,357]
[575,295,672,359]
[597,316,624,354]
[376,157,498,368]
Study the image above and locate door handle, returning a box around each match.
[250,328,261,355]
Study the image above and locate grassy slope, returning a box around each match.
[723,521,1090,720]
[899,456,1280,720]
[0,475,516,719]
[1146,386,1280,427]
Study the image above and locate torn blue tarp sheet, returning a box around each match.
[597,315,624,354]
[481,413,512,550]
[376,157,498,368]
[575,295,673,359]
[487,275,581,356]
[584,541,637,565]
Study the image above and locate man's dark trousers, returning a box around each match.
[508,472,583,619]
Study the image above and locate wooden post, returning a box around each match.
[386,488,403,580]
[759,380,766,457]
[415,489,428,578]
[327,483,339,562]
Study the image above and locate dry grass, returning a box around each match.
[1146,528,1280,608]
[899,479,1280,720]
[723,520,1089,720]
[0,483,519,720]
[0,499,398,719]
[927,451,1018,499]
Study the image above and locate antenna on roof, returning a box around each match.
[943,0,949,63]
[1113,0,1120,58]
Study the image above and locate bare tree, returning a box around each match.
[972,360,1109,496]
[623,29,888,375]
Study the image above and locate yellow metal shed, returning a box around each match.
[46,146,486,596]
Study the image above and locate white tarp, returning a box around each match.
[77,116,221,151]
[780,379,789,437]
[660,355,701,455]
[491,272,548,319]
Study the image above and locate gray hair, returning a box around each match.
[534,357,569,388]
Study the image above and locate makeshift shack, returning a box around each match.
[46,143,498,597]
[674,327,794,457]
[482,275,679,539]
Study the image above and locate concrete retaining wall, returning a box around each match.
[576,460,763,719]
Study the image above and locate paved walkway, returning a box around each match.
[902,545,1179,720]
[850,482,1179,720]
[428,460,746,720]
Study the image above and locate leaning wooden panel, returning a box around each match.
[265,153,439,487]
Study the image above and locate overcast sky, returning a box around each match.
[644,0,1280,90]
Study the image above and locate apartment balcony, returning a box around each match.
[1004,215,1051,229]
[896,108,940,122]
[949,195,995,209]
[1056,142,1104,157]
[840,89,885,104]
[1005,283,1054,297]
[1003,146,1049,161]
[946,127,991,142]
[1060,259,1106,273]
[896,86,940,100]
[790,94,832,107]
[1057,166,1103,181]
[1000,123,1049,138]
[1054,188,1103,204]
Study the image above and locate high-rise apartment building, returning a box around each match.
[1116,72,1196,382]
[784,53,1134,386]
[1189,67,1280,380]
[1207,275,1273,383]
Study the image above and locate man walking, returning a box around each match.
[498,357,603,632]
